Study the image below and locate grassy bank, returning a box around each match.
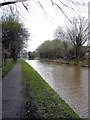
[2,59,16,78]
[21,60,80,119]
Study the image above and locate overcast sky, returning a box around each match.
[1,0,89,51]
[16,0,68,51]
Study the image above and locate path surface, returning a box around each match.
[2,60,23,118]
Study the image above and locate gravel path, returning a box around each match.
[2,60,23,118]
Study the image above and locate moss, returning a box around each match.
[21,60,80,119]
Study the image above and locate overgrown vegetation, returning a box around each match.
[22,60,80,119]
[2,59,16,77]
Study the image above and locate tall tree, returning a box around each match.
[67,16,88,63]
[2,14,29,63]
[55,16,88,62]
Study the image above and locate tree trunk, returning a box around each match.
[76,46,81,64]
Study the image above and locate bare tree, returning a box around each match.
[55,26,73,60]
[55,16,88,62]
[67,16,88,63]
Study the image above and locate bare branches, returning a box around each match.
[50,1,72,22]
[0,1,16,6]
[0,0,28,7]
[0,0,88,25]
[22,2,28,10]
[50,0,87,23]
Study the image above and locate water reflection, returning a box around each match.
[26,60,88,118]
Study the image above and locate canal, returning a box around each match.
[26,60,88,118]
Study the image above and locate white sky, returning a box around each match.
[1,0,89,51]
[17,0,67,51]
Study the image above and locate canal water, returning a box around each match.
[26,60,88,118]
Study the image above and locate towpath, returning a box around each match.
[2,60,23,118]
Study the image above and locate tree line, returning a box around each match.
[28,16,88,63]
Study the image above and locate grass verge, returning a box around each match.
[21,60,80,119]
[2,59,16,78]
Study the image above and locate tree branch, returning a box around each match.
[0,0,28,7]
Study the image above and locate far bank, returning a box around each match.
[32,58,89,68]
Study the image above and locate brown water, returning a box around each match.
[26,60,88,118]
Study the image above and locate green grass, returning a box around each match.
[2,59,16,78]
[22,60,80,119]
